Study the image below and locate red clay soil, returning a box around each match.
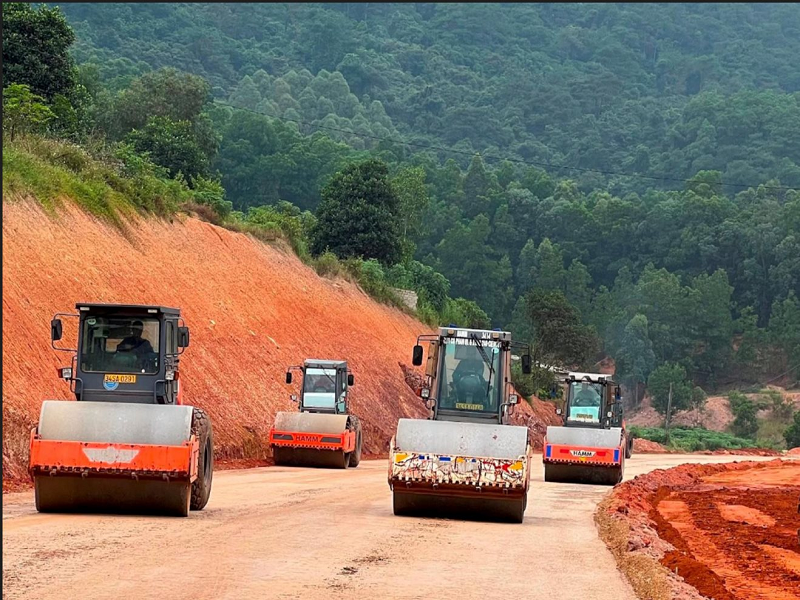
[632,438,671,453]
[602,459,800,600]
[2,199,559,490]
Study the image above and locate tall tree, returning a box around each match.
[525,289,598,367]
[311,159,402,264]
[614,314,656,404]
[647,363,693,416]
[2,3,77,101]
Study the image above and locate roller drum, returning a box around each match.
[33,401,195,516]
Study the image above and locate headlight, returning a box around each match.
[421,388,430,399]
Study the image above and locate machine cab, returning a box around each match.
[285,359,354,415]
[51,303,189,405]
[559,372,622,429]
[411,327,531,425]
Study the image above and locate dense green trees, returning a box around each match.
[57,4,800,192]
[311,159,402,264]
[647,363,693,415]
[3,3,78,101]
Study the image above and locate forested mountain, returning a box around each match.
[7,3,800,400]
[59,3,800,194]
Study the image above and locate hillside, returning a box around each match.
[2,195,559,487]
[59,4,800,194]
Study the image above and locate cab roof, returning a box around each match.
[76,303,181,316]
[564,371,615,384]
[437,326,512,342]
[304,359,348,370]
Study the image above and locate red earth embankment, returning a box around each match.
[598,459,800,600]
[2,199,559,489]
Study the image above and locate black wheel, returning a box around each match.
[190,407,214,511]
[348,416,362,468]
[625,434,633,459]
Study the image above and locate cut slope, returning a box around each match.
[2,199,430,484]
[2,198,558,487]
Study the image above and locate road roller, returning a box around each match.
[269,359,362,469]
[389,327,533,523]
[542,372,630,485]
[28,304,213,516]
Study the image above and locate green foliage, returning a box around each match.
[392,166,429,258]
[100,68,212,139]
[691,386,708,412]
[2,3,78,101]
[647,363,693,415]
[630,426,758,452]
[441,298,491,330]
[191,176,232,221]
[2,135,189,221]
[612,313,656,401]
[311,159,402,264]
[386,260,449,313]
[4,4,799,395]
[313,250,346,278]
[59,5,800,190]
[245,201,315,258]
[731,399,759,439]
[769,292,800,383]
[784,412,800,449]
[126,116,212,182]
[2,84,55,141]
[525,289,599,367]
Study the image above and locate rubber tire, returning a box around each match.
[625,435,633,459]
[348,416,362,468]
[190,407,214,511]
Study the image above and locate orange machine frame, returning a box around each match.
[29,430,199,481]
[268,429,356,452]
[542,439,624,468]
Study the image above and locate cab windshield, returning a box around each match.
[80,316,160,374]
[437,338,501,413]
[302,368,338,409]
[566,381,604,424]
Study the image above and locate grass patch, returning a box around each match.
[630,425,758,452]
[2,136,194,227]
[595,498,671,600]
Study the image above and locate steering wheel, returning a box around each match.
[313,386,330,393]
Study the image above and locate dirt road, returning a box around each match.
[2,455,780,600]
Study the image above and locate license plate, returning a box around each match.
[104,374,137,384]
[455,403,484,410]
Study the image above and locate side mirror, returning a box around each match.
[509,393,519,405]
[51,318,63,342]
[549,386,558,399]
[412,344,424,366]
[347,374,354,386]
[521,354,532,375]
[614,386,621,401]
[285,372,293,385]
[556,408,563,415]
[178,326,190,348]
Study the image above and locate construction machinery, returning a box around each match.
[389,327,533,523]
[28,304,213,516]
[542,372,631,485]
[269,359,362,469]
